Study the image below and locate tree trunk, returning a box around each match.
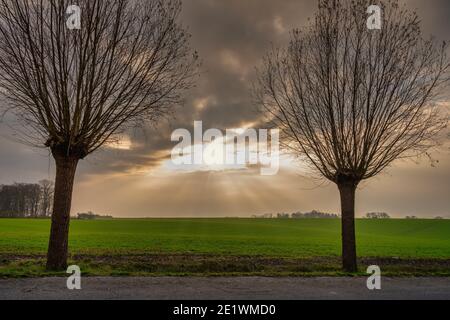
[46,154,79,271]
[338,181,358,273]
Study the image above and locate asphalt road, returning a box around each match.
[1,276,449,300]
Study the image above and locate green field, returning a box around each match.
[1,218,450,277]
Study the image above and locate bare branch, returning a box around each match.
[0,0,199,159]
[254,0,449,185]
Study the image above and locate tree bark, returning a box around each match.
[46,154,79,271]
[338,181,358,273]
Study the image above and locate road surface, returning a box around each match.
[0,277,449,300]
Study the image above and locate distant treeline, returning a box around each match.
[253,211,398,219]
[365,212,390,219]
[253,211,445,220]
[0,180,54,218]
[252,210,340,219]
[77,211,113,220]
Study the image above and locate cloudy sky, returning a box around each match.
[0,0,449,218]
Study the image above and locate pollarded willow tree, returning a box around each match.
[254,0,449,272]
[0,0,198,270]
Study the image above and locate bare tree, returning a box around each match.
[0,0,198,270]
[39,179,54,217]
[0,182,41,217]
[26,183,42,217]
[254,0,449,272]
